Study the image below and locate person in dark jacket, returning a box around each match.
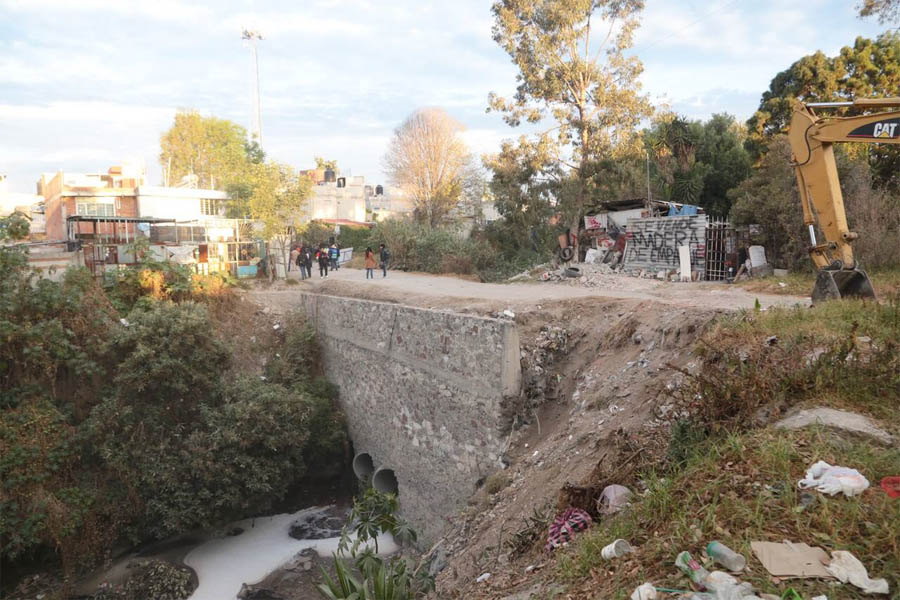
[329,243,340,271]
[296,245,307,280]
[379,243,390,278]
[317,245,329,277]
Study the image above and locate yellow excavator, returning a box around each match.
[788,97,900,302]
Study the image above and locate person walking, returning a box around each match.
[296,244,307,280]
[303,245,313,279]
[379,243,390,278]
[364,246,376,279]
[329,242,340,271]
[317,244,329,277]
[289,245,299,274]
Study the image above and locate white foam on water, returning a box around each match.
[185,507,398,600]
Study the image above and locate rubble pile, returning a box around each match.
[520,326,570,409]
[539,263,626,289]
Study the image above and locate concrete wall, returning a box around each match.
[298,293,521,542]
[624,215,707,274]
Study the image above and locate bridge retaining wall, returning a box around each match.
[298,293,521,542]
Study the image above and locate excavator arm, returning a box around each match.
[787,98,900,302]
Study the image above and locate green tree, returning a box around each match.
[314,157,339,171]
[746,32,900,166]
[646,115,708,206]
[484,136,557,254]
[695,114,752,216]
[858,0,900,22]
[488,0,653,252]
[159,110,253,189]
[227,162,312,279]
[728,136,807,269]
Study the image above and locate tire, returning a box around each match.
[559,246,574,262]
[565,266,581,278]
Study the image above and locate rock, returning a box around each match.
[775,407,894,445]
[238,584,285,600]
[288,507,348,540]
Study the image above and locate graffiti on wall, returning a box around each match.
[623,215,707,273]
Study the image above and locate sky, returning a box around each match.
[0,0,889,192]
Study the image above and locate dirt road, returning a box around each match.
[251,266,807,313]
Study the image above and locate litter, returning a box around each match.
[545,507,592,551]
[704,571,761,599]
[598,484,633,515]
[630,583,657,600]
[797,460,869,497]
[750,541,832,579]
[825,550,889,595]
[706,541,746,572]
[475,572,491,583]
[601,538,634,560]
[675,551,711,589]
[502,309,516,319]
[880,476,900,498]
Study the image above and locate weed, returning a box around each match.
[484,471,512,495]
[558,428,900,598]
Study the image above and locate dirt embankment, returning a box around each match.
[424,297,716,599]
[245,276,727,599]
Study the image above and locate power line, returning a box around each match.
[631,0,743,55]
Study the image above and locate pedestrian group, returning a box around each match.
[290,240,390,281]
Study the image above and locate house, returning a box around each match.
[305,174,369,223]
[38,165,231,242]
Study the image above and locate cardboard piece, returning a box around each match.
[750,541,834,579]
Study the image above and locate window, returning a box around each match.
[200,198,222,216]
[76,201,115,216]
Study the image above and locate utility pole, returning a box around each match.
[242,28,264,147]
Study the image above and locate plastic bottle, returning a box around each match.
[674,551,711,590]
[706,541,746,572]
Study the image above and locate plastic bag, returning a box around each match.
[825,550,889,595]
[630,583,657,600]
[797,460,869,497]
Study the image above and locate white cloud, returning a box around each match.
[0,0,211,21]
[220,12,372,37]
[0,101,175,124]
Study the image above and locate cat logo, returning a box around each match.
[848,117,900,139]
[873,122,899,138]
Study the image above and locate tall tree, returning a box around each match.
[646,115,708,207]
[746,33,900,158]
[314,157,339,171]
[383,108,473,228]
[226,162,311,279]
[694,114,752,216]
[159,110,253,189]
[488,0,652,252]
[858,0,900,22]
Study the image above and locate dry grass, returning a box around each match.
[552,299,900,598]
[557,428,900,599]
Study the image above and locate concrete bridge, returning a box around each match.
[298,293,521,542]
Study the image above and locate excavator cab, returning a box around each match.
[812,266,876,304]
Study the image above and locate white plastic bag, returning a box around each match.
[797,460,870,497]
[825,551,889,595]
[705,571,762,599]
[630,583,657,600]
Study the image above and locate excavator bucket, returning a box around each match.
[811,268,876,303]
